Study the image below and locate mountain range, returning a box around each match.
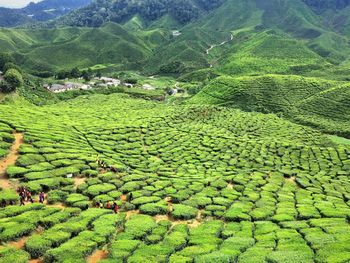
[0,0,92,27]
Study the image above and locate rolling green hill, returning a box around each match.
[0,23,169,73]
[0,0,349,129]
[0,1,350,262]
[190,74,350,137]
[0,0,350,77]
[0,0,92,27]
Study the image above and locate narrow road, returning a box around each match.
[0,132,23,190]
[206,33,234,67]
[206,33,233,55]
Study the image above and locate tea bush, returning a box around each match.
[0,93,349,261]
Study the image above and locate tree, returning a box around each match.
[82,69,93,81]
[0,53,15,72]
[70,67,81,78]
[3,62,21,73]
[96,70,102,78]
[56,70,70,79]
[4,69,23,91]
[0,80,13,93]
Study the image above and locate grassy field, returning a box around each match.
[0,93,349,262]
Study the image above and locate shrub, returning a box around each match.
[266,250,314,263]
[65,194,89,205]
[172,204,198,220]
[163,229,188,251]
[0,222,36,242]
[17,154,45,167]
[72,201,90,209]
[184,196,212,208]
[107,190,122,199]
[169,254,193,263]
[41,229,71,247]
[0,203,44,218]
[0,246,30,263]
[47,190,68,204]
[39,208,81,228]
[221,222,241,238]
[0,189,17,202]
[109,239,141,260]
[25,234,52,258]
[44,231,100,262]
[238,247,273,263]
[220,237,255,253]
[194,251,231,263]
[146,234,162,244]
[6,166,28,178]
[131,196,161,206]
[139,202,168,215]
[124,214,157,239]
[178,244,217,257]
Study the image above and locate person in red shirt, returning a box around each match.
[113,202,119,213]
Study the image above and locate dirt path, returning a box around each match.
[206,33,233,67]
[0,132,23,190]
[86,250,108,263]
[8,236,28,249]
[73,177,86,189]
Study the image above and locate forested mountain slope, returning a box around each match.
[0,0,92,27]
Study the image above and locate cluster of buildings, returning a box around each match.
[45,76,162,94]
[45,77,121,93]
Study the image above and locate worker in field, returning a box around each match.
[19,194,25,206]
[1,199,6,207]
[106,201,111,209]
[39,192,45,203]
[127,192,133,202]
[113,202,119,213]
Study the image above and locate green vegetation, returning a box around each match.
[0,0,349,262]
[191,74,350,137]
[0,53,23,93]
[0,92,348,261]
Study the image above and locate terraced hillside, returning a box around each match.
[0,94,349,262]
[191,74,350,137]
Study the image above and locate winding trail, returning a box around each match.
[206,33,234,67]
[0,132,23,190]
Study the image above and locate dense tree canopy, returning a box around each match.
[0,53,14,72]
[3,69,23,91]
[55,0,226,27]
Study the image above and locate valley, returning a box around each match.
[0,0,349,262]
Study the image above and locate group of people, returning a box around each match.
[18,187,45,206]
[0,188,46,208]
[96,200,120,213]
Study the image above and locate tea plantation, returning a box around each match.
[0,93,349,262]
